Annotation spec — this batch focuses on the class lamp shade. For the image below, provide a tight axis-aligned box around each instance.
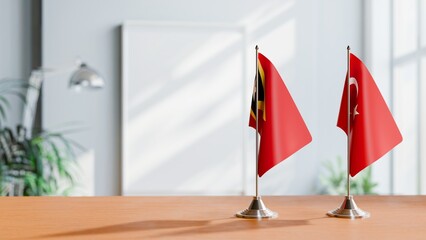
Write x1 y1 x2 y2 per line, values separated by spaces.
69 63 104 90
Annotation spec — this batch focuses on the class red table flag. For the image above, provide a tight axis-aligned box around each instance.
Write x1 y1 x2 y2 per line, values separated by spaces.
249 53 312 177
337 53 403 177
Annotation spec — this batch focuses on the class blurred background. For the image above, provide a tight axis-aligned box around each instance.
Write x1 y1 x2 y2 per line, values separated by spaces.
0 0 424 196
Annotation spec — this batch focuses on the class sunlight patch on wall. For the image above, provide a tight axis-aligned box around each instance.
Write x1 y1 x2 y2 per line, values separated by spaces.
393 62 418 194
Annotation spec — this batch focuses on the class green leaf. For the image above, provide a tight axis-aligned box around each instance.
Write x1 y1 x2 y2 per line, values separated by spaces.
0 105 6 122
24 173 37 194
0 96 11 108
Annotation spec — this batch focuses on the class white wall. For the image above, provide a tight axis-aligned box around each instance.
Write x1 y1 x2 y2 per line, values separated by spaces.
365 0 426 195
0 0 32 127
42 0 363 195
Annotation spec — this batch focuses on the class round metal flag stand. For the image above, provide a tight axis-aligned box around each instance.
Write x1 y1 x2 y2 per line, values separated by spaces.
236 196 277 219
327 195 369 219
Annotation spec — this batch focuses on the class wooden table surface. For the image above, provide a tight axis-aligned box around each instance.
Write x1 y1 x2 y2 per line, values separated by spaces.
1 195 425 239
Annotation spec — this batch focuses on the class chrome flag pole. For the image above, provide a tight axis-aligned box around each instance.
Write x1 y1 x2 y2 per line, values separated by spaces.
236 45 277 219
327 46 369 219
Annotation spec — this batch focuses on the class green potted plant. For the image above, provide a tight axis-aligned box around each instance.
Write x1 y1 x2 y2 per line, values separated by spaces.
0 79 80 196
319 156 378 195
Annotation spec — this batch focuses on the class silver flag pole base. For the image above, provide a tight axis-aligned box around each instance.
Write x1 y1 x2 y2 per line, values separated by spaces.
236 196 278 219
327 195 370 219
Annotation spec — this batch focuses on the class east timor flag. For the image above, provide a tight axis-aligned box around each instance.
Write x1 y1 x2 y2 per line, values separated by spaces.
249 57 266 132
249 53 312 177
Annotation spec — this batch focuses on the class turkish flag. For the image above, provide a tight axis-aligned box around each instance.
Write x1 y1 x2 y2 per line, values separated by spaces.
337 53 402 177
249 53 312 177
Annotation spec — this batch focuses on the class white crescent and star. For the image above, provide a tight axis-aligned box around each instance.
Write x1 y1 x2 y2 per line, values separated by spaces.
349 77 359 119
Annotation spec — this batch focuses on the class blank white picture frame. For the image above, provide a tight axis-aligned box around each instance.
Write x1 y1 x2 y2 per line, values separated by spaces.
121 21 248 195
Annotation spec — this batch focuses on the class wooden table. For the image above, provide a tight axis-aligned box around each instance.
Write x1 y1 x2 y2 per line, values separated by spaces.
1 196 425 239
